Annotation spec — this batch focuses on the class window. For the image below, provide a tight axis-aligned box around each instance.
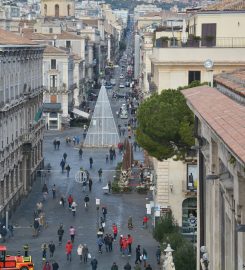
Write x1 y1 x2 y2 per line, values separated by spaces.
50 75 57 88
51 59 56 69
182 198 197 238
66 40 71 48
67 4 71 16
49 28 53 34
188 71 200 84
55 4 59 17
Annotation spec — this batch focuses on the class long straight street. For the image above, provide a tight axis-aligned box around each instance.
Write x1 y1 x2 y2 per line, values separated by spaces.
4 71 159 269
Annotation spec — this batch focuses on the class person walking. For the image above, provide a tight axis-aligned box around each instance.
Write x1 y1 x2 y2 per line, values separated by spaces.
142 248 148 267
102 206 107 221
128 216 133 230
60 196 65 207
52 184 56 199
89 157 93 169
142 215 149 228
124 262 132 270
69 226 76 243
65 240 73 262
41 243 48 261
77 244 83 262
67 195 73 209
71 201 77 216
127 234 133 255
56 139 60 149
98 168 102 181
48 241 55 258
108 180 112 193
63 152 67 161
57 225 64 246
82 244 89 263
104 234 110 252
43 261 52 270
108 234 113 252
82 180 87 192
145 264 153 270
112 223 118 240
66 164 71 177
97 237 104 253
122 236 129 256
0 226 7 242
135 245 141 264
156 245 161 265
52 261 59 270
84 194 90 209
88 178 93 192
60 159 65 173
111 262 119 270
79 148 83 159
91 257 98 270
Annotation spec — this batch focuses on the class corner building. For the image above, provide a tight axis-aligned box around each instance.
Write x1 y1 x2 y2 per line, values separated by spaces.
0 29 45 219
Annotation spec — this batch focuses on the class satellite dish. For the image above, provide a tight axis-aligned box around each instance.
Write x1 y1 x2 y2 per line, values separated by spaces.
204 59 214 69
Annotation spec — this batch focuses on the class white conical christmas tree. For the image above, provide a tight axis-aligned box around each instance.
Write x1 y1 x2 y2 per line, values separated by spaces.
83 85 120 147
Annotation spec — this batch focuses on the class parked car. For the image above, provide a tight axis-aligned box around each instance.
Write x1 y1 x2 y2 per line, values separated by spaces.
119 83 125 88
119 74 124 79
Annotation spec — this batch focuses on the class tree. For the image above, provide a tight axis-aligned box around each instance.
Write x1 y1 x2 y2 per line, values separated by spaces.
136 88 195 161
153 213 179 243
174 242 196 270
153 214 196 270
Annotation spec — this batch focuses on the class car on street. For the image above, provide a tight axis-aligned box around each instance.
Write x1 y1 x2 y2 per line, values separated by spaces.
119 74 124 79
119 83 125 88
125 81 130 87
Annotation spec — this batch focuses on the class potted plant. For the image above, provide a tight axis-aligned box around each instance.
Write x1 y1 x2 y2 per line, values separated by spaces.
160 36 169 48
205 35 215 47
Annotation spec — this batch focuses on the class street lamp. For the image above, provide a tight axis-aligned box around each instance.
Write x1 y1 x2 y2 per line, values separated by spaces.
204 59 214 87
96 198 100 229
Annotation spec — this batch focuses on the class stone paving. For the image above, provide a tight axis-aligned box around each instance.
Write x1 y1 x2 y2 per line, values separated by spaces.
3 87 160 270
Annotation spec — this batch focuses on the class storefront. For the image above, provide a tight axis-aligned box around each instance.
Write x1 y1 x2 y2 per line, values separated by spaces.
43 103 62 130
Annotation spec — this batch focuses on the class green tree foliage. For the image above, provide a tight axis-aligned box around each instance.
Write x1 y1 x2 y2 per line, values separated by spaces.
153 214 196 270
136 88 194 160
174 242 196 270
153 214 179 243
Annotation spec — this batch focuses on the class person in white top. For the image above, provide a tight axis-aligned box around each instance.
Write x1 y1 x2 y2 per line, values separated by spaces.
71 201 77 216
77 244 83 262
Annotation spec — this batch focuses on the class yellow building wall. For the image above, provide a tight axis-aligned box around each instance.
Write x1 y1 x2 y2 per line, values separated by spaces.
189 12 245 38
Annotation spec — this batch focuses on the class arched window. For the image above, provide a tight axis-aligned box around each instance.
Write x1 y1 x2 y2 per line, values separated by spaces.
44 4 47 16
55 4 59 17
67 4 70 16
182 197 197 235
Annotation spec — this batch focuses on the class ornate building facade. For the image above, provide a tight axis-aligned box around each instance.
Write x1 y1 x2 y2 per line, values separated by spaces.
0 29 45 219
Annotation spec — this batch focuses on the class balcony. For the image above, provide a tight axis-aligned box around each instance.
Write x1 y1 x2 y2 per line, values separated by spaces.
155 37 245 48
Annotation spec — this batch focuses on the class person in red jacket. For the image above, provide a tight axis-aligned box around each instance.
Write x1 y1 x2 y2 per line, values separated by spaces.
65 240 73 262
67 195 73 209
43 261 52 270
121 236 128 256
127 234 133 255
143 215 149 228
112 223 118 240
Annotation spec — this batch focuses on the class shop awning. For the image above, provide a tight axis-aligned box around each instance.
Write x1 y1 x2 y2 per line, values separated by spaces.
34 107 43 122
72 108 90 119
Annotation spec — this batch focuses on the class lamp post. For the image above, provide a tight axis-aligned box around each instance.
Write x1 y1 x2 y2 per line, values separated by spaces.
204 59 214 87
96 198 100 229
